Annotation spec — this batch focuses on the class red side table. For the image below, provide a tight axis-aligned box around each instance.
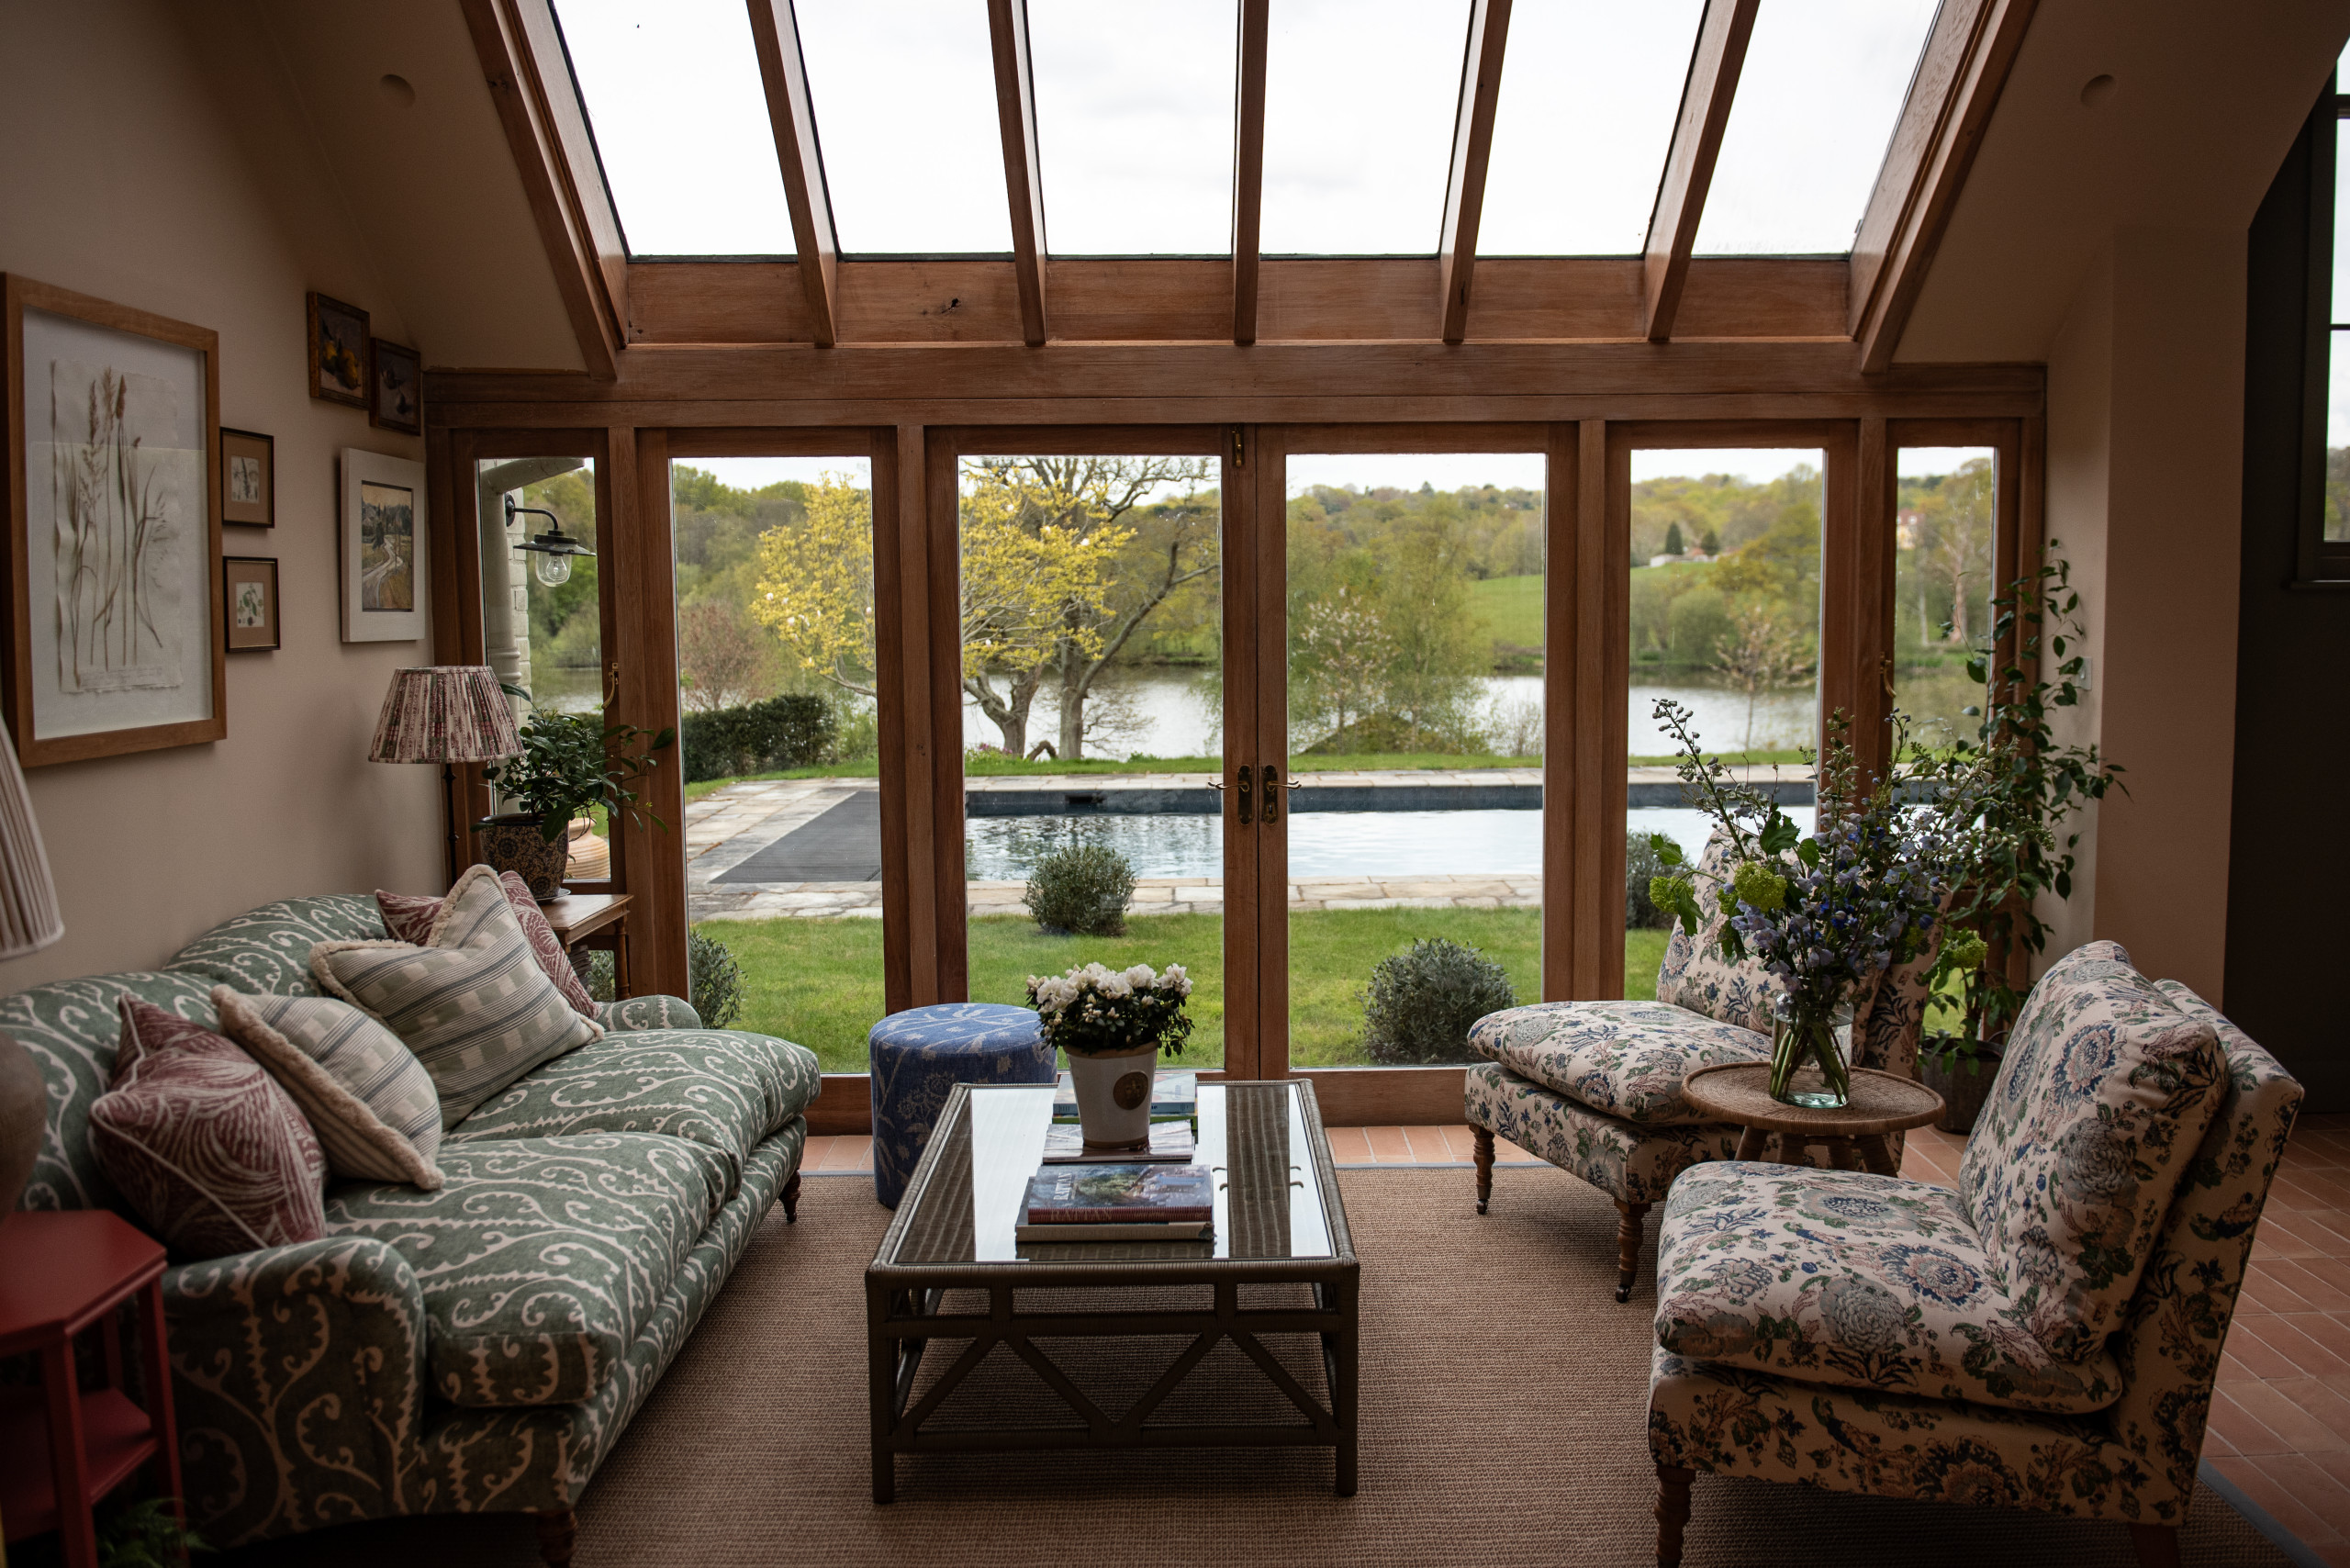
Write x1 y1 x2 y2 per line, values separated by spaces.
0 1209 182 1567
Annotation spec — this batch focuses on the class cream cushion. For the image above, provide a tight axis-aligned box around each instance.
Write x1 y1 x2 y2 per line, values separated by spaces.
214 987 444 1189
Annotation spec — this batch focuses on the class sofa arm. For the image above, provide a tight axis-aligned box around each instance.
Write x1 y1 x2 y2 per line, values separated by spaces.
599 993 702 1031
164 1236 431 1545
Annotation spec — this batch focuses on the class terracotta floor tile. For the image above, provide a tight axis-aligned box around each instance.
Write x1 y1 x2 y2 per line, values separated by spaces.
2314 1540 2350 1568
1324 1126 1373 1162
2229 1379 2350 1452
1494 1136 1535 1163
2249 1452 2350 1539
2252 1260 2332 1313
2297 1255 2350 1301
2313 1450 2350 1492
2210 1456 2346 1549
2207 1389 2291 1457
2255 1316 2350 1380
800 1135 834 1169
2298 1380 2350 1448
2255 1212 2328 1259
1363 1126 1413 1162
821 1136 873 1172
2202 1425 2240 1461
1435 1126 1481 1162
2301 1213 2350 1258
2223 1326 2301 1383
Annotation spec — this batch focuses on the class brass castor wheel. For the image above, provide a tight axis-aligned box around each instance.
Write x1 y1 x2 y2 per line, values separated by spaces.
1475 1199 1488 1215
1616 1285 1631 1304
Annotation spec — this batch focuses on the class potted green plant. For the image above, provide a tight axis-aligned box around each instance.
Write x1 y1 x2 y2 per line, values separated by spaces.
1025 962 1193 1149
478 709 675 900
1919 928 2002 1132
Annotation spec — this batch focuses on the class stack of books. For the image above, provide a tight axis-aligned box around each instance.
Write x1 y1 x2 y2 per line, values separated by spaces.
1017 1163 1214 1242
1040 1069 1198 1163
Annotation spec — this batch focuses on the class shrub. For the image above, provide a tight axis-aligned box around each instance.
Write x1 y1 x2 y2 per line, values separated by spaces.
1359 937 1516 1064
1023 844 1136 936
579 949 615 1002
680 693 835 782
688 928 744 1028
1626 830 1671 929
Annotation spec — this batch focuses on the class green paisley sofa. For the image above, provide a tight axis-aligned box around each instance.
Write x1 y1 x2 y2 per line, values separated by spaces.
8 893 822 1564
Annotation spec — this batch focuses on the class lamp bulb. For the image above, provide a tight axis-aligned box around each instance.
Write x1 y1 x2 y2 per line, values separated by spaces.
533 552 574 588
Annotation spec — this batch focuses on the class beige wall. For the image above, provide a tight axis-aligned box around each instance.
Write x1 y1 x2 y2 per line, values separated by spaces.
0 0 445 990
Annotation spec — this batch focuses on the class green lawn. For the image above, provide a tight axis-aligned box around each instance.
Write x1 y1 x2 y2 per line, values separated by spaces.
1468 573 1543 650
700 913 1674 1073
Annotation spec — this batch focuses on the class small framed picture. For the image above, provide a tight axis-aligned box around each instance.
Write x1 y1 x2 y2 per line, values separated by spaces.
340 448 426 643
307 291 369 408
369 338 421 435
220 428 274 526
223 557 279 652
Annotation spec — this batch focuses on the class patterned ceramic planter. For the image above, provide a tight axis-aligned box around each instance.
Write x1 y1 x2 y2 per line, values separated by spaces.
475 813 567 901
1066 1044 1157 1149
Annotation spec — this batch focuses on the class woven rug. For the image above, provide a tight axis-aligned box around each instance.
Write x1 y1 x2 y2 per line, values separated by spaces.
217 1166 2289 1567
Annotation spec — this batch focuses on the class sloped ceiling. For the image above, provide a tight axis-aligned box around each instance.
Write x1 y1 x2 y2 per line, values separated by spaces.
1898 0 2350 364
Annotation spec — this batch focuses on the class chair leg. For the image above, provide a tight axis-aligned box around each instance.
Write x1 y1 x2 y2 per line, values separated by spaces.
2129 1523 2180 1568
1616 1200 1651 1303
535 1507 576 1567
1655 1463 1694 1567
782 1170 801 1224
1472 1125 1494 1214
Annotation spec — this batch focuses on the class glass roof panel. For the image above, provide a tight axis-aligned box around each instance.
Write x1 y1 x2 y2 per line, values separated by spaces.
549 0 796 257
1030 0 1237 256
1694 0 1940 256
1478 0 1704 256
1259 0 1472 256
795 0 1013 254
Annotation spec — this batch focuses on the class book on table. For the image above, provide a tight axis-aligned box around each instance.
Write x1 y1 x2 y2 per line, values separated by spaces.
1039 1120 1196 1164
1016 1163 1214 1242
1051 1069 1196 1125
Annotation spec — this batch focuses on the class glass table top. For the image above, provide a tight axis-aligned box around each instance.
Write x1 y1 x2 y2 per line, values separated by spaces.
887 1081 1337 1266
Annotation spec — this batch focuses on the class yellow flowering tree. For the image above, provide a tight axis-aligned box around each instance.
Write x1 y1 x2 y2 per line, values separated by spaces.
751 473 879 696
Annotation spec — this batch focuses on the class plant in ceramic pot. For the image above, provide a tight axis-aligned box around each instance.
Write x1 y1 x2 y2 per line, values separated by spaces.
1026 961 1193 1149
477 708 675 900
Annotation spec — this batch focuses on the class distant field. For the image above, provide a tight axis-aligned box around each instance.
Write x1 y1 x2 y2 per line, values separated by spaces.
1469 573 1543 652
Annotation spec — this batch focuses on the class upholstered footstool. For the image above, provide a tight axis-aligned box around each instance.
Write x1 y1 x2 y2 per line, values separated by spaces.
868 1002 1055 1207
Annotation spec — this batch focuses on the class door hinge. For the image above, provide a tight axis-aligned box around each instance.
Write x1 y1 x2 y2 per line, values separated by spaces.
1230 427 1245 468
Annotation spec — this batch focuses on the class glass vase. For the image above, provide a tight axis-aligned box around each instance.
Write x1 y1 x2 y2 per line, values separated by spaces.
1770 1002 1852 1109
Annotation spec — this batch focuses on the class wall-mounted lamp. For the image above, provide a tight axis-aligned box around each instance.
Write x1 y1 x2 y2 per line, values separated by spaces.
505 496 595 588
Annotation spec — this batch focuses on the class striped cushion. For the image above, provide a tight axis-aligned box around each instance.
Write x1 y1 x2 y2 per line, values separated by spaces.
309 865 603 1130
214 988 444 1189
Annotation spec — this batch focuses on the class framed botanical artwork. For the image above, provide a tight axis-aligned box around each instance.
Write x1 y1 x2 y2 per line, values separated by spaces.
307 291 369 409
223 557 279 652
220 427 274 526
368 338 421 435
2 274 227 767
339 448 426 643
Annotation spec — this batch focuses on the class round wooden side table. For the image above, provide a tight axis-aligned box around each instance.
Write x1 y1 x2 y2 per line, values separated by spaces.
1683 1063 1944 1178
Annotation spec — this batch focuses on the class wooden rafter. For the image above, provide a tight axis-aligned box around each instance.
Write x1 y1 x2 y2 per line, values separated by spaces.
1641 0 1758 343
987 0 1049 346
460 0 627 378
746 0 839 348
1438 0 1512 344
1850 0 2039 373
1232 0 1270 345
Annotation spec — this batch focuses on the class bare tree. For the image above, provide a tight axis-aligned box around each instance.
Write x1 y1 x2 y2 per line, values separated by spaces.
677 599 778 712
1714 604 1814 752
1918 457 1995 645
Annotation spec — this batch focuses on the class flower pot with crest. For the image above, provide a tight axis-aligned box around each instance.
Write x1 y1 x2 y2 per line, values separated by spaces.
1026 961 1194 1150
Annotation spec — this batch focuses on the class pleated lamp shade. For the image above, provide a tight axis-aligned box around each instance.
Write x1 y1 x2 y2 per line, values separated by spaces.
368 666 523 764
0 717 62 959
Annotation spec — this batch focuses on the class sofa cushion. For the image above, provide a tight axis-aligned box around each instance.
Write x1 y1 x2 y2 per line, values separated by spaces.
445 1028 821 1194
1957 941 2228 1361
1467 1000 1768 1126
1464 1061 1744 1208
323 1132 731 1407
312 866 603 1129
377 871 599 1018
214 989 443 1189
1654 1161 2123 1415
166 894 393 998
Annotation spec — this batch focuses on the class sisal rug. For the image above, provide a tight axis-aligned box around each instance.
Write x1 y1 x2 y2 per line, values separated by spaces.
218 1167 2289 1567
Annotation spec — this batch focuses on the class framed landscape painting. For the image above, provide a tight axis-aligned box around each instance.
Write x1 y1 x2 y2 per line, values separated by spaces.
308 291 369 409
369 339 420 435
339 447 425 642
3 274 227 766
221 427 274 525
223 556 279 652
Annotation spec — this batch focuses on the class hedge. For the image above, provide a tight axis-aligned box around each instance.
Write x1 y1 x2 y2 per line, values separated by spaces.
680 694 835 782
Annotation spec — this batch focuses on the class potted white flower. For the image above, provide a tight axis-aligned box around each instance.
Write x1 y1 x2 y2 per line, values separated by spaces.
1025 962 1194 1149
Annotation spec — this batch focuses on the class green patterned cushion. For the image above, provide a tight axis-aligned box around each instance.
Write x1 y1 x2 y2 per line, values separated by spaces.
214 989 443 1189
447 1028 822 1193
323 1132 730 1408
310 867 603 1130
597 994 702 1032
167 894 391 998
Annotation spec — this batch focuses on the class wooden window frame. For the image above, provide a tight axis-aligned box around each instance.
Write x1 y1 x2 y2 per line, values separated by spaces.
2298 75 2350 586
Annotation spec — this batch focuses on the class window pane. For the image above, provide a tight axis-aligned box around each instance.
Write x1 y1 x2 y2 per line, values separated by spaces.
1694 0 1939 255
1260 0 1472 255
1893 447 1996 752
1282 454 1546 1062
1627 449 1822 998
550 0 796 256
1479 0 1704 256
797 0 1012 253
1031 0 1236 256
2330 330 2350 543
677 456 886 1070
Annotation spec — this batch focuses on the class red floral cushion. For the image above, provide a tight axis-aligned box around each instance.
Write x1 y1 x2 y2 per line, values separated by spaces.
88 998 327 1260
377 868 596 1016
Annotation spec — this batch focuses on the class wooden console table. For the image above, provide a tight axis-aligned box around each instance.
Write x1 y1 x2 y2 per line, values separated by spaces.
541 891 633 999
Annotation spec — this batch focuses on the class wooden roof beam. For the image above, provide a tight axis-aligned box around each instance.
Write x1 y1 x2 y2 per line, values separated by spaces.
1641 0 1757 343
1438 0 1512 344
1849 0 2039 374
747 0 840 348
987 0 1049 346
1232 0 1270 345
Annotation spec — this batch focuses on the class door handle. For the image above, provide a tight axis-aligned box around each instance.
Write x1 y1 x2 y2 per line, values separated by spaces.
1236 766 1252 826
1260 763 1281 824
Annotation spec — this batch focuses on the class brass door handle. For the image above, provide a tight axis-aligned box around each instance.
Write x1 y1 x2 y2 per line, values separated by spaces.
1260 763 1281 823
1236 767 1252 826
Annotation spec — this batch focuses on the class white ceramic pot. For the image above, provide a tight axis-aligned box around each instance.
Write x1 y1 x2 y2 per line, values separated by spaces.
1066 1045 1158 1149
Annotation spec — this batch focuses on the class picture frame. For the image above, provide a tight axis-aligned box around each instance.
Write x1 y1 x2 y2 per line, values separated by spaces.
220 426 274 526
368 338 421 435
223 556 279 652
339 447 426 643
3 274 227 767
307 291 369 409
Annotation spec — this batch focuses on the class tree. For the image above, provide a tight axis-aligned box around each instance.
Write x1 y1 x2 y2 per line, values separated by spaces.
1713 603 1814 751
1916 455 1995 644
676 599 777 712
750 473 880 697
1699 527 1720 555
1662 520 1684 557
1291 585 1393 746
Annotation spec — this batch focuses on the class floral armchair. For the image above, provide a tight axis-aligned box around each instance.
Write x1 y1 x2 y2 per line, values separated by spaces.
1645 944 2300 1568
1463 830 1942 1299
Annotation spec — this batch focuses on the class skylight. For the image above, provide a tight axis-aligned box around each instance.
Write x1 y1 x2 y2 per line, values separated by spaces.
1030 0 1237 256
1694 0 1939 255
1259 0 1472 256
1478 0 1705 256
549 0 796 257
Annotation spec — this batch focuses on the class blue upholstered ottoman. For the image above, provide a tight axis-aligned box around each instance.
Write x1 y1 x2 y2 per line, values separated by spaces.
868 1002 1054 1207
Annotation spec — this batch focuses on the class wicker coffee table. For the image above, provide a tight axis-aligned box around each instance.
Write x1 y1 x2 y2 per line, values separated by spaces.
1683 1063 1944 1177
865 1080 1359 1503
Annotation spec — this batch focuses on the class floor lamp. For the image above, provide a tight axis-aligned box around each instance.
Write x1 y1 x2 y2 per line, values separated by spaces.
0 714 65 1216
368 666 523 884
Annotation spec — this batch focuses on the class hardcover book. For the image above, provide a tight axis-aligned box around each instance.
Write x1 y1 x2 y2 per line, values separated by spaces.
1023 1163 1214 1226
1013 1220 1214 1243
1040 1121 1197 1164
